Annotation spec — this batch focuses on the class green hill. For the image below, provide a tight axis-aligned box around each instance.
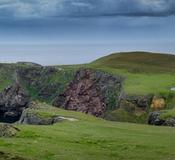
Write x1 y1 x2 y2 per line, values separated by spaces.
0 52 175 160
91 51 175 73
89 52 175 95
0 102 175 160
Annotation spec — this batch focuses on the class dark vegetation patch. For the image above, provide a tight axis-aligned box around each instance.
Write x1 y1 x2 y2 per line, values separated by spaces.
0 151 28 160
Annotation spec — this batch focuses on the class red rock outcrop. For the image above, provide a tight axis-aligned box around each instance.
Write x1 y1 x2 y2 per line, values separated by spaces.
53 69 123 117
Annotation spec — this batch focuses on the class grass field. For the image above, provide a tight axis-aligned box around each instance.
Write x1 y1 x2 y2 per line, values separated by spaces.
57 52 175 95
0 52 175 160
0 103 175 160
89 52 175 95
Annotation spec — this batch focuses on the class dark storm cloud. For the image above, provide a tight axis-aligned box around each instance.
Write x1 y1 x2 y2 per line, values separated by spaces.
0 0 175 19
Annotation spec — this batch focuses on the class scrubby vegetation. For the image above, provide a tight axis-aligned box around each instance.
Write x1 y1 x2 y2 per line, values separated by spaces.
160 108 175 120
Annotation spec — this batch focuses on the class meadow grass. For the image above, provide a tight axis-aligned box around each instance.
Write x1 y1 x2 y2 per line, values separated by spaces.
87 65 175 95
0 103 175 160
88 52 175 95
0 52 175 160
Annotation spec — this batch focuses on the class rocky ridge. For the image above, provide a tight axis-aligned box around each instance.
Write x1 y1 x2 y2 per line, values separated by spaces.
0 65 173 127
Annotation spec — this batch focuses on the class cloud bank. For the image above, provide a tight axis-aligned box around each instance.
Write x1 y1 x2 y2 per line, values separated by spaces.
0 0 175 18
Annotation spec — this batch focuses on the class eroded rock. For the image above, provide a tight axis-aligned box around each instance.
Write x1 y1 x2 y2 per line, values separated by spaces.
148 111 175 127
0 83 29 123
19 108 63 125
53 69 123 117
121 95 153 110
18 102 78 125
0 123 20 137
148 111 165 125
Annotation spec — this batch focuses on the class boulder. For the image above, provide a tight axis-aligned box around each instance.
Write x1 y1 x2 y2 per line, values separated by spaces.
164 118 175 127
53 69 123 117
0 83 29 123
18 108 63 125
148 111 175 127
148 111 165 125
18 102 78 125
121 95 153 110
151 96 166 110
0 123 20 137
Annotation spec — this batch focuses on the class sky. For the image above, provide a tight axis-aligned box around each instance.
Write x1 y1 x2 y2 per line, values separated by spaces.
0 0 175 65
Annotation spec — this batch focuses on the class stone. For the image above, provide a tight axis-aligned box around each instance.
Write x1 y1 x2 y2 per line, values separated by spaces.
170 87 175 91
19 108 55 125
164 118 175 127
148 111 165 125
53 69 123 117
120 95 153 110
18 103 78 125
151 96 166 110
148 111 175 127
0 83 29 123
0 123 20 137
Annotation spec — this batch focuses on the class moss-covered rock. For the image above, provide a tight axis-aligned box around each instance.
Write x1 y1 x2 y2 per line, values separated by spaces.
148 109 175 127
18 102 78 125
16 65 75 103
104 109 147 123
0 123 19 137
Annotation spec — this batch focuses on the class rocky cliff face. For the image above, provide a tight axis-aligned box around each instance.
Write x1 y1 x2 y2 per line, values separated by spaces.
53 69 123 117
0 83 29 123
16 66 75 102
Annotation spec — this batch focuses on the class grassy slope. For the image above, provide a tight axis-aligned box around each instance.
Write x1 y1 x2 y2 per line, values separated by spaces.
89 51 175 95
0 53 175 160
0 102 175 160
59 52 175 120
0 51 174 96
0 63 16 91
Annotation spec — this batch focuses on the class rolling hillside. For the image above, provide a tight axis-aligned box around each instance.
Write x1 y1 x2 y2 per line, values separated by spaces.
91 51 175 73
0 52 175 160
0 102 175 160
88 52 175 95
